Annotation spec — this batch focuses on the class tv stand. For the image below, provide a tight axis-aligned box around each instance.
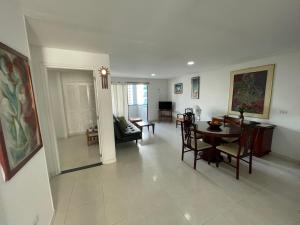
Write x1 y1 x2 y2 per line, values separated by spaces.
159 109 172 122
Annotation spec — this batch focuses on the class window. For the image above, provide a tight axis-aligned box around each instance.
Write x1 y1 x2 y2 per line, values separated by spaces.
128 84 147 105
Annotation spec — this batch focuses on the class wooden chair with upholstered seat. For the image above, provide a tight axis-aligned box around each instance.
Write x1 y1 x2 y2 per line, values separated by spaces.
176 108 195 128
222 116 244 143
215 123 256 179
181 119 212 169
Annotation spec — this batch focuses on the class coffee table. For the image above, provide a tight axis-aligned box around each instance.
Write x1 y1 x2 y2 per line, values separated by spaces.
136 121 155 134
129 117 143 125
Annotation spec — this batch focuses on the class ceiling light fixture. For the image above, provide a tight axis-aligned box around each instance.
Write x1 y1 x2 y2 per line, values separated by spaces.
151 73 156 77
187 61 195 66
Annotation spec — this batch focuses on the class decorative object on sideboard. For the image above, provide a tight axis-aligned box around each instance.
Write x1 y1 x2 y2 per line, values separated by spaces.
228 64 275 119
174 83 183 94
191 76 200 99
99 66 110 89
238 105 245 120
0 42 43 181
193 105 202 121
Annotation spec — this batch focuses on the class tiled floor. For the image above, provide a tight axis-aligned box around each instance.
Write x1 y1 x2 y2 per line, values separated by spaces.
51 122 300 225
57 135 101 171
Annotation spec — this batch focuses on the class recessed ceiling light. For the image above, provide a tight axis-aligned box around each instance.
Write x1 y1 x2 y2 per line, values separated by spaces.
187 61 195 65
151 73 156 77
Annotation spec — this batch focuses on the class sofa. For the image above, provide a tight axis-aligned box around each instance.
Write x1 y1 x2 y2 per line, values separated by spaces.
113 116 142 144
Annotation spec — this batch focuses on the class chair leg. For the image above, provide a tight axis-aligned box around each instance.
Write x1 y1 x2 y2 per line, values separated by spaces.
181 145 184 161
228 155 231 163
216 151 220 168
236 157 240 180
193 151 197 169
176 122 178 128
249 153 253 174
208 150 211 165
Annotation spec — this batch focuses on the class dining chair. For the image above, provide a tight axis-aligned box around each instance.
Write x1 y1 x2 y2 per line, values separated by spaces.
222 116 244 143
215 124 257 179
176 108 195 128
185 108 193 114
181 120 212 169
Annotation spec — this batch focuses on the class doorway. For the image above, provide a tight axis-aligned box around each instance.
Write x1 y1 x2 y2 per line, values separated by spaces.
127 83 148 121
47 69 101 171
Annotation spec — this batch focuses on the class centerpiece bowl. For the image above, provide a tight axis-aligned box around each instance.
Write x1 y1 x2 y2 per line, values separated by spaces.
207 121 222 130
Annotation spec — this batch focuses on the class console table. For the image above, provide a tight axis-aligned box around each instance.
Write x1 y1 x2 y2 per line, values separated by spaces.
159 109 172 122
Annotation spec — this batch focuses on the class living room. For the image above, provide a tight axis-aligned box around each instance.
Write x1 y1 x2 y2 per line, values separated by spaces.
1 0 300 225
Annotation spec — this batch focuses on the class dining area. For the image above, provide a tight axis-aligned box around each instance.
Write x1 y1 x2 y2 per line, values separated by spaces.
178 111 275 180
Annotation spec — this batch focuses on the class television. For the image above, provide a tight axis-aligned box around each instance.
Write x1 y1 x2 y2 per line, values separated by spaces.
159 101 172 110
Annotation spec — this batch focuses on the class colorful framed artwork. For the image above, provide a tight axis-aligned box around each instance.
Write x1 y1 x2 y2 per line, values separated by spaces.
174 83 183 94
228 64 275 119
191 76 200 99
0 42 43 181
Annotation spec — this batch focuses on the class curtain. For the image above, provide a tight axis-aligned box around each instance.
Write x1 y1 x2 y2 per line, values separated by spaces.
111 84 128 119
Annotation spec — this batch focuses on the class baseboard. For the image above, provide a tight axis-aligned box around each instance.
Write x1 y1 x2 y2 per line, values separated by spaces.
49 210 55 225
270 152 300 164
102 157 117 164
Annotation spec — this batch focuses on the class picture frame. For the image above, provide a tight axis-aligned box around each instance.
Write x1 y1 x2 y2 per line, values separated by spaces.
174 83 183 94
0 42 43 181
228 64 275 119
191 76 200 99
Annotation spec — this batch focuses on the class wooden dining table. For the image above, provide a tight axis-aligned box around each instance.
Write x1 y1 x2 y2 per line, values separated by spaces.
194 121 242 162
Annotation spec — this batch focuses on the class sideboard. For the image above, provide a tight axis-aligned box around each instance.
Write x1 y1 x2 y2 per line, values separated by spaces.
212 116 275 157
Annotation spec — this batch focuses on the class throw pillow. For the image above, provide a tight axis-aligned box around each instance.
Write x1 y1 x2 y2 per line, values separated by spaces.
118 116 128 131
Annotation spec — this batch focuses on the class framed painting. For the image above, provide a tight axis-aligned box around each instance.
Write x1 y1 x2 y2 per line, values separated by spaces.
0 42 43 181
228 64 275 119
191 76 200 99
174 83 183 94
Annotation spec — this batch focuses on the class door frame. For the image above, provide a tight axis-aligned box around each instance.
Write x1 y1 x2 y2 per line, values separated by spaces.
45 67 102 175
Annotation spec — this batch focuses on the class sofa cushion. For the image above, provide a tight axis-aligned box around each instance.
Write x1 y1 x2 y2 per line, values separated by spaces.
118 116 128 132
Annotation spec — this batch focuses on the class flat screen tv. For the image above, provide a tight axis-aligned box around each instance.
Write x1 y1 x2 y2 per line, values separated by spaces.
159 101 172 110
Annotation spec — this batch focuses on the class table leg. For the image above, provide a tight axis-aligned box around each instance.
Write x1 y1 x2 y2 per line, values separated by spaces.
152 124 155 134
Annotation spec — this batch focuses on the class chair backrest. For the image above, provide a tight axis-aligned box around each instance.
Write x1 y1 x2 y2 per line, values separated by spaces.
184 112 195 123
224 115 243 127
185 108 193 114
238 124 256 157
180 117 198 149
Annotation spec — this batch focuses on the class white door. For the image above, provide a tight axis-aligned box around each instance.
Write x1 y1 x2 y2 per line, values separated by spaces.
63 82 97 135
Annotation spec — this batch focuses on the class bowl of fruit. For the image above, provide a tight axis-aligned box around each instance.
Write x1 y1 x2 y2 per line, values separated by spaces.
207 121 222 130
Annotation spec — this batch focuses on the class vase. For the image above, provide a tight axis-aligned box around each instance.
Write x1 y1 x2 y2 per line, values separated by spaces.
239 111 244 120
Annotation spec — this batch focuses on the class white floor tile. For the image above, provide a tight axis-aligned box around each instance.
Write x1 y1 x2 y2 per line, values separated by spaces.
51 122 300 225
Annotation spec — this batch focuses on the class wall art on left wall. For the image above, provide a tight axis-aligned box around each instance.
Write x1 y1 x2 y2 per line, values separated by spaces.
0 42 43 181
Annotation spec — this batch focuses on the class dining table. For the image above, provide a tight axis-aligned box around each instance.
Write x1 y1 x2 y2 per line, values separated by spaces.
194 121 242 162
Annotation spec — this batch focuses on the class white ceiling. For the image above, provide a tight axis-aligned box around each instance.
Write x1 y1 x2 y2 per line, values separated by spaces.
20 0 300 78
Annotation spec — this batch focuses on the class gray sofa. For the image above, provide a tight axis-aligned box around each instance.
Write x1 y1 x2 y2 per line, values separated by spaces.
113 116 142 144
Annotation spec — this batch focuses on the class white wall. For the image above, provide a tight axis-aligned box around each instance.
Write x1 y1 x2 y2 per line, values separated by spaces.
169 50 300 161
30 47 116 165
0 1 54 225
111 77 169 121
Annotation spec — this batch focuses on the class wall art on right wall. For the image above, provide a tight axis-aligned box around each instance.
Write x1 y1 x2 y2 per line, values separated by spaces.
174 83 183 94
191 76 200 99
228 64 275 119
